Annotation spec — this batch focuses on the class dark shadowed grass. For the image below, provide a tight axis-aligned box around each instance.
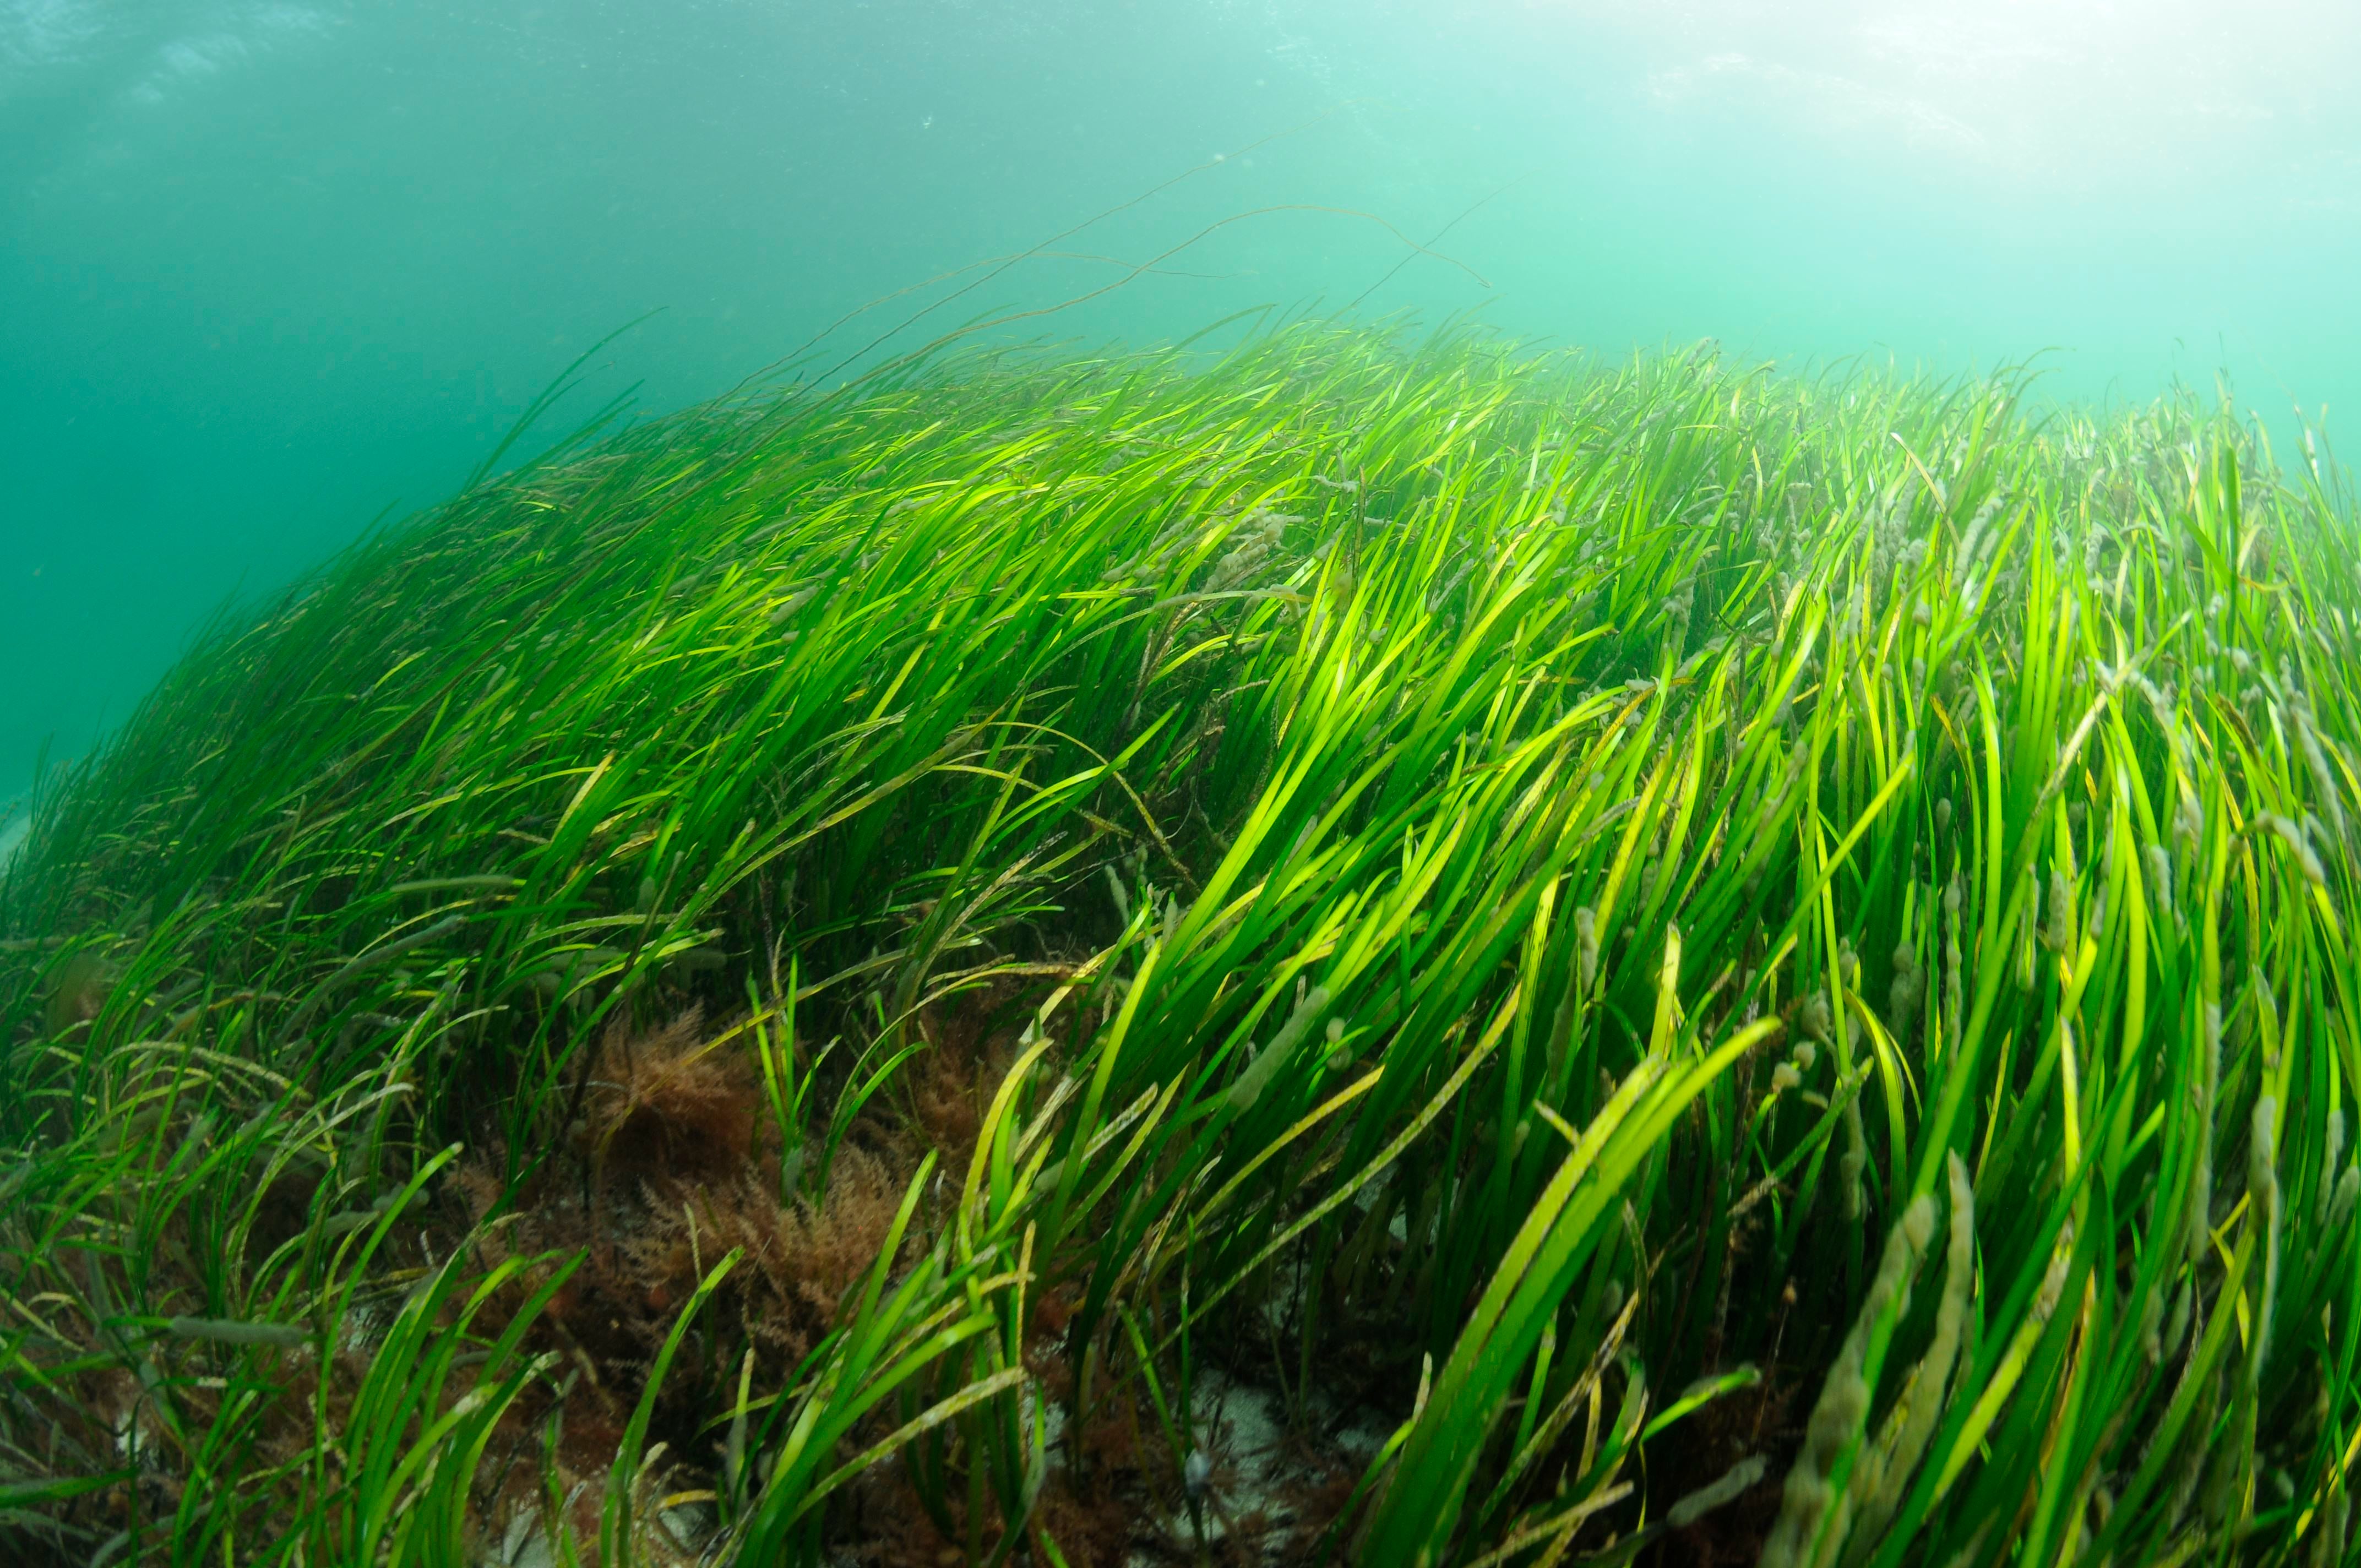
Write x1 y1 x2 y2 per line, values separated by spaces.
4 320 2360 1567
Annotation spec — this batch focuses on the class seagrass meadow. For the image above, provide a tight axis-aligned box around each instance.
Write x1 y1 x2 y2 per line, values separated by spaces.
6 320 2361 1568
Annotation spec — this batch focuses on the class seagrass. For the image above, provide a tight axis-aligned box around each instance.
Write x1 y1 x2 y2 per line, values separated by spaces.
2 320 2358 1568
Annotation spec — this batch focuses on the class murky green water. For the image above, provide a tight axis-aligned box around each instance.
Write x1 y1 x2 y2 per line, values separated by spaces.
6 0 2359 828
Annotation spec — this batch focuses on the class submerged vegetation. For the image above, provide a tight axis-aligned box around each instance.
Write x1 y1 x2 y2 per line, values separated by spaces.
4 319 2361 1567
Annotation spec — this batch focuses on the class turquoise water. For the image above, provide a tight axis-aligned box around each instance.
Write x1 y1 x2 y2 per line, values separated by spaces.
6 0 2359 828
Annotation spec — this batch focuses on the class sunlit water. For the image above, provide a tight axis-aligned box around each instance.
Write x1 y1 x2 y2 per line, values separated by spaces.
6 0 2358 814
